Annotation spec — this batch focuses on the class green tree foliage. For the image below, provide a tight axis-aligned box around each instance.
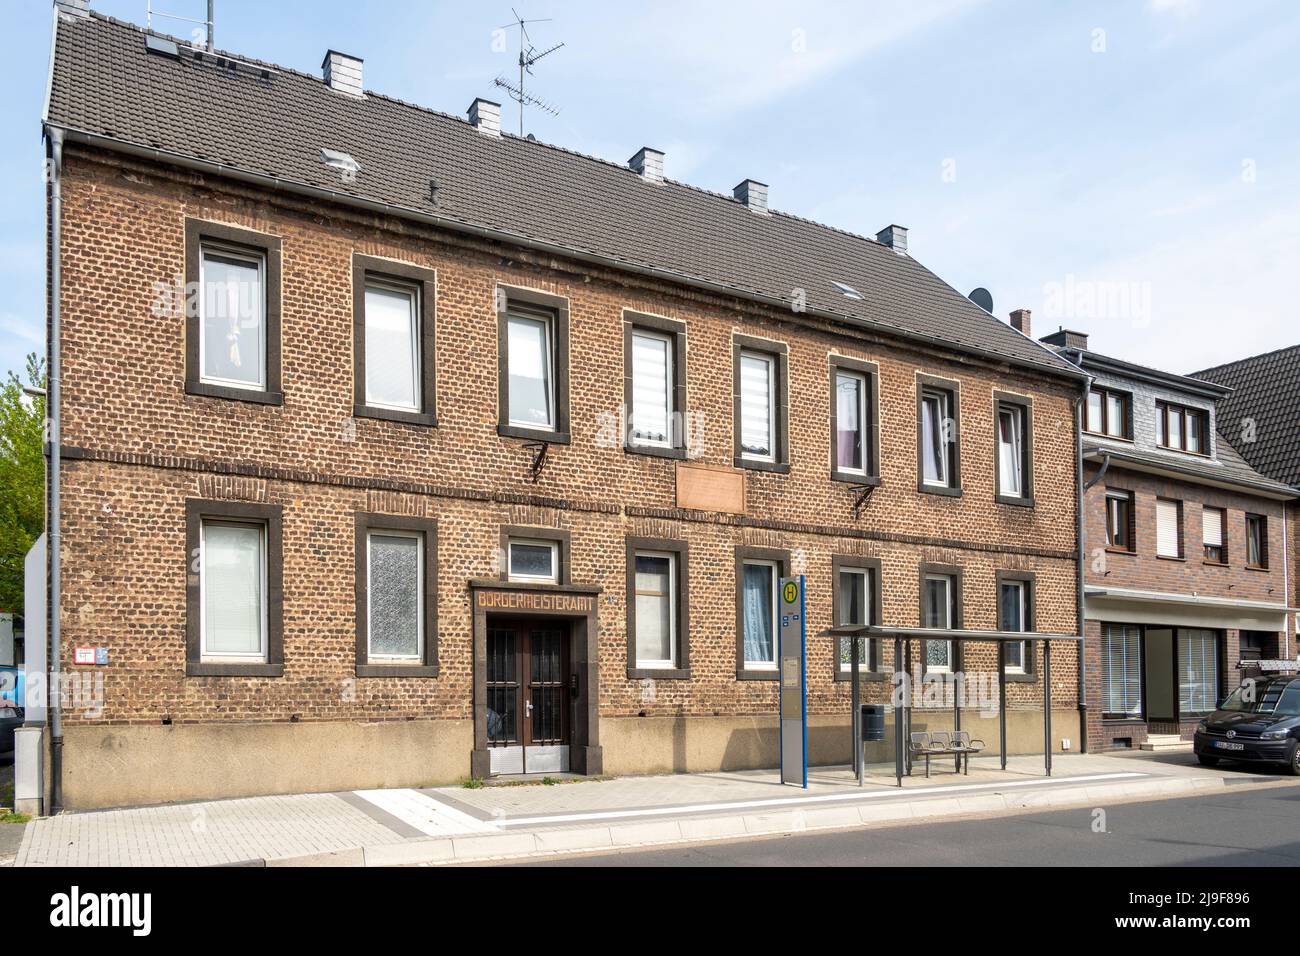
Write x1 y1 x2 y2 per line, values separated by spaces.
0 353 46 614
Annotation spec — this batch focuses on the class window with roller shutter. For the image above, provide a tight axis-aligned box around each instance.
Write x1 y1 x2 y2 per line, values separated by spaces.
1156 498 1182 558
1202 506 1226 564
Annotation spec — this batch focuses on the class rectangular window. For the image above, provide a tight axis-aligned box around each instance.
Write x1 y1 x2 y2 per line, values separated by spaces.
837 567 872 673
508 538 559 583
1106 490 1134 551
1084 387 1131 439
366 531 424 661
1178 629 1219 716
629 330 673 448
919 385 958 490
922 573 955 673
835 371 867 473
364 281 420 411
633 551 677 669
1245 514 1268 568
999 580 1027 674
739 351 776 461
1156 400 1208 454
1155 498 1182 558
506 312 555 429
497 288 570 441
741 560 778 669
1202 506 1226 563
995 398 1030 500
1101 624 1142 717
200 245 266 390
200 520 267 660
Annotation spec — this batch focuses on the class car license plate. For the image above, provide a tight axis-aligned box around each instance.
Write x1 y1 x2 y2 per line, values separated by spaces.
1214 741 1244 751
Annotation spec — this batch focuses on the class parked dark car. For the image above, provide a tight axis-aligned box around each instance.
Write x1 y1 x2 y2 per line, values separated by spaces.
1194 676 1300 774
0 704 22 761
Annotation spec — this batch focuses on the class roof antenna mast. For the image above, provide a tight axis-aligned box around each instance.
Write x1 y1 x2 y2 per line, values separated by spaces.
494 7 564 136
147 0 215 52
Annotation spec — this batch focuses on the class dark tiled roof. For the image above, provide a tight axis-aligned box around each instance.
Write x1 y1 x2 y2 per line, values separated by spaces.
44 13 1082 380
1192 345 1300 489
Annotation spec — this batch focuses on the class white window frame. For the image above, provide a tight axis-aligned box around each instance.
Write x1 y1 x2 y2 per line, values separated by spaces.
835 369 869 475
921 388 951 487
506 310 556 430
199 519 268 662
997 404 1024 497
366 529 425 663
923 573 954 673
1001 580 1027 675
507 538 559 584
633 550 677 670
739 350 777 463
837 566 874 673
630 328 674 449
199 243 267 391
743 559 779 669
363 277 422 412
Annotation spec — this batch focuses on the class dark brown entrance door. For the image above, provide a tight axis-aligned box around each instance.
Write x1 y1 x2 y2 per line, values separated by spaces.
486 621 570 774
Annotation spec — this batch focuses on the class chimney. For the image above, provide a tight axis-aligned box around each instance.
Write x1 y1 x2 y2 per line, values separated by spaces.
322 50 364 97
733 179 769 214
468 98 502 137
876 224 908 255
1009 308 1032 336
1040 328 1090 351
629 147 664 183
54 0 90 18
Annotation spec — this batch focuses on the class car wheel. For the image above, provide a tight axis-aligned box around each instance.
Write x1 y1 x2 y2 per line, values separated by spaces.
1197 754 1220 767
1286 742 1300 777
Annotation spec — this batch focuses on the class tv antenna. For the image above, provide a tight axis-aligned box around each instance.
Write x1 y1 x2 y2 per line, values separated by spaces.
147 0 214 52
495 8 564 135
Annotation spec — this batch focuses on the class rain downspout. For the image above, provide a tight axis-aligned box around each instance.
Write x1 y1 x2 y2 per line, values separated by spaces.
46 126 64 814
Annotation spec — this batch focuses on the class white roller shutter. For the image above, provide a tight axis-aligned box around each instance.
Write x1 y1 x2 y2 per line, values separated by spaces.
1202 507 1223 547
1156 499 1180 558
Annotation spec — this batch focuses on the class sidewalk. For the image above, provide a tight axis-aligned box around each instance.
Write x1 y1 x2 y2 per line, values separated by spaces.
14 752 1295 867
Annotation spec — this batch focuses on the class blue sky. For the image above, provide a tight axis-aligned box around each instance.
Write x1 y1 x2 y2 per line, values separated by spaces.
2 0 1298 382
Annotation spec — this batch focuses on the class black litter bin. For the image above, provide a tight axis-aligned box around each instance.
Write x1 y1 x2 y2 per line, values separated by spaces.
860 704 886 742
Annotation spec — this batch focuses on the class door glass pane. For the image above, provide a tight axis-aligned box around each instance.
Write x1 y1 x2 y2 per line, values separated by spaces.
364 284 419 410
368 533 421 658
740 353 774 459
530 630 565 745
201 250 264 388
486 629 518 744
507 314 553 427
631 331 672 446
634 553 674 666
835 372 864 471
202 522 264 657
742 562 775 665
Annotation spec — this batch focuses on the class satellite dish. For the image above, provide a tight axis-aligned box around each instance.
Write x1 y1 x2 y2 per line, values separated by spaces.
969 287 994 314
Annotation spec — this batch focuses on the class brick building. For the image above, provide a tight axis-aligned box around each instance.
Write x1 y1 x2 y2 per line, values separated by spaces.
39 6 1087 808
1040 332 1296 752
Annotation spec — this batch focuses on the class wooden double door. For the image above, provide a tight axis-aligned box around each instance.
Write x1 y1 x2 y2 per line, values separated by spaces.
485 620 571 774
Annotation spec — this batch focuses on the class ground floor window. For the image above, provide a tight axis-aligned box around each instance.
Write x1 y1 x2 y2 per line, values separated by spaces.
742 560 778 669
1101 624 1142 717
201 520 267 660
633 551 677 670
1178 628 1219 716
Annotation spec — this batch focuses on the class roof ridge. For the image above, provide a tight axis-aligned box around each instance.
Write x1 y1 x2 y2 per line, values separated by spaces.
1191 342 1300 378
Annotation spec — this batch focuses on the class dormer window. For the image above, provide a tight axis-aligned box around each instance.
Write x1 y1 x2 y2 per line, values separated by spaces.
1084 386 1131 439
1156 401 1208 455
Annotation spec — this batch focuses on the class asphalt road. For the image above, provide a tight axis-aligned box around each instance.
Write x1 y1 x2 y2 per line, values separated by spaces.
518 779 1300 867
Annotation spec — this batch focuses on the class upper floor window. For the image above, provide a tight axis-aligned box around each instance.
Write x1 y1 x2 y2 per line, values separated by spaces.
733 336 789 472
496 287 571 442
1084 386 1131 439
918 378 960 493
1202 506 1226 564
1156 498 1182 559
185 219 283 405
352 255 437 426
625 314 687 456
830 357 879 483
995 394 1033 504
1106 489 1134 551
1245 514 1268 569
1156 401 1208 455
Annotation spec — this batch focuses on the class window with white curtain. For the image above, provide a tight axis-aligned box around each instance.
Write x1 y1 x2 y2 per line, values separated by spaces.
920 388 953 487
739 351 776 461
634 552 676 669
837 567 873 672
200 520 267 660
200 245 265 390
1000 580 1027 674
630 330 672 447
367 531 423 660
506 311 554 428
742 560 778 668
1179 629 1218 715
364 280 420 411
1156 498 1181 558
1202 506 1225 563
1101 624 1142 717
835 370 867 474
997 403 1025 497
923 573 954 672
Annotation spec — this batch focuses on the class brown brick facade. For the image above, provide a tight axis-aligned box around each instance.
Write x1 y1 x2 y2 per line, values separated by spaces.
52 147 1082 804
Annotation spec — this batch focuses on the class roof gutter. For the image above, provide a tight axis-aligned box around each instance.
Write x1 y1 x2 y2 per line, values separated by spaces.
49 124 1089 387
1082 446 1296 501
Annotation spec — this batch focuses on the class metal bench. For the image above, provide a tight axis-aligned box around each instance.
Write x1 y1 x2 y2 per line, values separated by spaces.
949 730 986 775
907 731 950 778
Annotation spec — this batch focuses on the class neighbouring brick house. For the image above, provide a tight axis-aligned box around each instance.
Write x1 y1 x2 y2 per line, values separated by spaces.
1193 345 1300 657
1040 331 1296 752
40 5 1088 809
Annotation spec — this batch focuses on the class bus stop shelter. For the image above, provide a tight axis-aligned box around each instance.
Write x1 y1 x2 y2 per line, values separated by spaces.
827 625 1083 787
